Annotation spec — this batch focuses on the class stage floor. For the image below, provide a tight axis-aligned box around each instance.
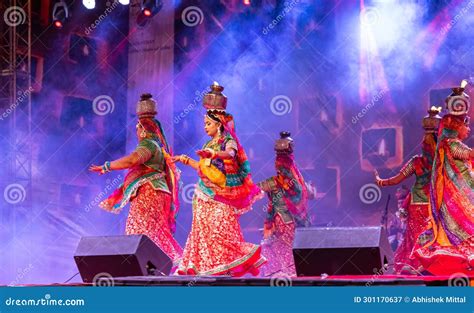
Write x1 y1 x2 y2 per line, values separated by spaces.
15 275 473 287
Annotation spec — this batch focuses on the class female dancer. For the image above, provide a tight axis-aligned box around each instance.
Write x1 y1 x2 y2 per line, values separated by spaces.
414 85 474 275
258 131 314 277
375 107 441 274
89 94 183 267
172 83 265 276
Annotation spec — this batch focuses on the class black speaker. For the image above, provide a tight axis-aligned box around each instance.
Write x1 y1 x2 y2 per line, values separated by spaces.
293 226 393 276
74 235 172 283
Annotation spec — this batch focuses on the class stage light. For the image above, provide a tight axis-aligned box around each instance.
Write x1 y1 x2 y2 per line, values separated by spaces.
82 0 95 10
119 0 130 4
243 0 251 6
140 0 163 18
52 0 69 28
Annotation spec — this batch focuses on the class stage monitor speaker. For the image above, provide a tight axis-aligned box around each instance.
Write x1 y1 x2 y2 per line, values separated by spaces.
293 226 393 276
74 235 172 283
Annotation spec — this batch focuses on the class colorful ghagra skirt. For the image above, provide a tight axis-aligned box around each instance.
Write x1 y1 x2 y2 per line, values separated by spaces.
126 183 183 267
177 188 266 276
260 214 296 277
393 195 430 274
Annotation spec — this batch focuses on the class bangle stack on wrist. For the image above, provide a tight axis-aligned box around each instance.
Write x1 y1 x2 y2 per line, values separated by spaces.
101 161 111 174
181 155 190 165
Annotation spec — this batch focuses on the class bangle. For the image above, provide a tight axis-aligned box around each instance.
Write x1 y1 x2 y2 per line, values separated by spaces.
183 155 190 165
101 161 111 174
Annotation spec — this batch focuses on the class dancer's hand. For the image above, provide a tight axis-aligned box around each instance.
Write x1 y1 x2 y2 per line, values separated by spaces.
171 155 190 165
170 155 181 163
89 165 104 175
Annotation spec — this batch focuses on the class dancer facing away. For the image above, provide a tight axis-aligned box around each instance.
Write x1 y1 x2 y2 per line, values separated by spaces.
89 93 183 268
172 82 265 276
375 107 441 274
258 131 315 277
414 82 474 275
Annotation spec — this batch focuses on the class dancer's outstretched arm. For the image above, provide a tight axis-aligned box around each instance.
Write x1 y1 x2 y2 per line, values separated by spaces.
89 151 145 174
374 156 417 187
171 154 199 170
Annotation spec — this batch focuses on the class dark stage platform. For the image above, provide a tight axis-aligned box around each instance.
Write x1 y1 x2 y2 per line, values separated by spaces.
89 275 471 287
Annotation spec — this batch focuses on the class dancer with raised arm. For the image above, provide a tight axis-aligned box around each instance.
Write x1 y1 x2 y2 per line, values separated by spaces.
89 94 183 268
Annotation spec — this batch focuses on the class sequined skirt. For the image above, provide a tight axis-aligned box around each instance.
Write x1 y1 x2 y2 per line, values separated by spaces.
393 197 430 273
260 214 296 277
126 183 183 266
177 189 266 276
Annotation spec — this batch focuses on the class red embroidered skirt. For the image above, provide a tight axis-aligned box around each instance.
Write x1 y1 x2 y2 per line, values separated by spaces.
126 183 183 266
177 189 266 276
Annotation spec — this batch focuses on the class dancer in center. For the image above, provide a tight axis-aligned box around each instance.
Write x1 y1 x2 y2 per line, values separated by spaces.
172 82 265 276
258 131 315 277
